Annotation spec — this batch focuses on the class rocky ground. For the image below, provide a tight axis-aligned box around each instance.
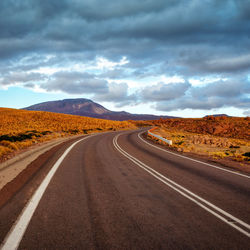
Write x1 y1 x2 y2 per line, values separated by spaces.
150 127 250 173
151 116 250 140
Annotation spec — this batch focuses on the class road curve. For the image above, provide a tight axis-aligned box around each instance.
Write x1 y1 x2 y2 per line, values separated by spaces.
0 130 249 249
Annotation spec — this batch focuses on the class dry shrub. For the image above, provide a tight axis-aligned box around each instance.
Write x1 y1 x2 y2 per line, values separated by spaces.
0 140 19 150
0 146 12 158
151 126 250 164
0 108 136 161
212 152 228 159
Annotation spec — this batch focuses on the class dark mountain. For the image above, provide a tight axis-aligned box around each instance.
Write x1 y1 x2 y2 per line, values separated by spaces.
23 98 176 121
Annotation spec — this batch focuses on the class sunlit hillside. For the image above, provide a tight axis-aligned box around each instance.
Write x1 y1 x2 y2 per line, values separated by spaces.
151 116 250 140
0 108 136 161
149 116 250 163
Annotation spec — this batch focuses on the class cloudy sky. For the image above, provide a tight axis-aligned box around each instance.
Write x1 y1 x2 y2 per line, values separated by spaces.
0 0 250 117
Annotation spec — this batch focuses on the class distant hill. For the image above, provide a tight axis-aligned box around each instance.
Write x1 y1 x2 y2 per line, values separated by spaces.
23 98 176 121
204 114 230 118
151 116 249 140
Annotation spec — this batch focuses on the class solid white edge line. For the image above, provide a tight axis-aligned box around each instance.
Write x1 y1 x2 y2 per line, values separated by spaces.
138 132 250 179
116 135 250 230
0 135 94 250
113 134 250 238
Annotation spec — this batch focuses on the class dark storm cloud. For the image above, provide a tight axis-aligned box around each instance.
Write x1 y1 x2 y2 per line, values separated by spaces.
71 0 170 21
98 69 128 79
153 78 250 111
179 52 250 75
0 72 45 86
141 82 191 101
204 55 250 73
1 0 249 62
191 78 250 98
39 71 136 107
0 0 250 112
24 83 35 88
156 95 250 112
40 71 108 94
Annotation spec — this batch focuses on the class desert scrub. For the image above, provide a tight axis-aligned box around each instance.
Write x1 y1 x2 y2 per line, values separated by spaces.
0 140 19 150
0 145 12 158
242 152 250 161
0 108 136 136
152 126 250 163
211 152 229 159
0 107 136 162
151 116 250 140
234 153 245 162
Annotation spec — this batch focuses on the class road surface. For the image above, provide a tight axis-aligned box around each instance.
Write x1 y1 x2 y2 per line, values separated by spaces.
0 130 249 249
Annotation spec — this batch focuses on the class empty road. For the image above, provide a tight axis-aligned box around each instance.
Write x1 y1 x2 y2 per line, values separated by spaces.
0 130 249 249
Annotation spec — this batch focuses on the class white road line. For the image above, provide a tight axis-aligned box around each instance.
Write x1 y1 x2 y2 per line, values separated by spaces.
138 132 250 179
0 135 94 250
113 134 250 238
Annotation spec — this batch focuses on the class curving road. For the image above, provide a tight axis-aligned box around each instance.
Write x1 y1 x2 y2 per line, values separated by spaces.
0 129 249 249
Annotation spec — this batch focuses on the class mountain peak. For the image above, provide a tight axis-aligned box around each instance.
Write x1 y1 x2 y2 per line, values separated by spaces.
24 98 110 116
24 98 176 121
60 98 93 103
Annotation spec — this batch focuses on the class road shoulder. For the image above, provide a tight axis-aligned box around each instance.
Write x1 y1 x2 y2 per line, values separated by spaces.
0 135 84 208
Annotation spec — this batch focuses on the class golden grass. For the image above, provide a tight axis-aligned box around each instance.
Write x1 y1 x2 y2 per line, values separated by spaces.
0 107 136 161
152 127 250 163
0 108 135 134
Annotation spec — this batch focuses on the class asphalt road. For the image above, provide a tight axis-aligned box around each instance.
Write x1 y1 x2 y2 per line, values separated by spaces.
0 129 249 249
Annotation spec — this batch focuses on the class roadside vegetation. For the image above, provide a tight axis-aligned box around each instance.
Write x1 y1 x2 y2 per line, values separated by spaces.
147 116 250 164
0 108 136 162
151 116 250 140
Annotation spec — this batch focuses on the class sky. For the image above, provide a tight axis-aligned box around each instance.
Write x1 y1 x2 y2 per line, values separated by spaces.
0 0 250 118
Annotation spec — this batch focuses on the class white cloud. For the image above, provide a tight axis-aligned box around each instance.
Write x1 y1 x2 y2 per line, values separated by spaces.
96 56 129 70
95 82 137 107
141 81 191 101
